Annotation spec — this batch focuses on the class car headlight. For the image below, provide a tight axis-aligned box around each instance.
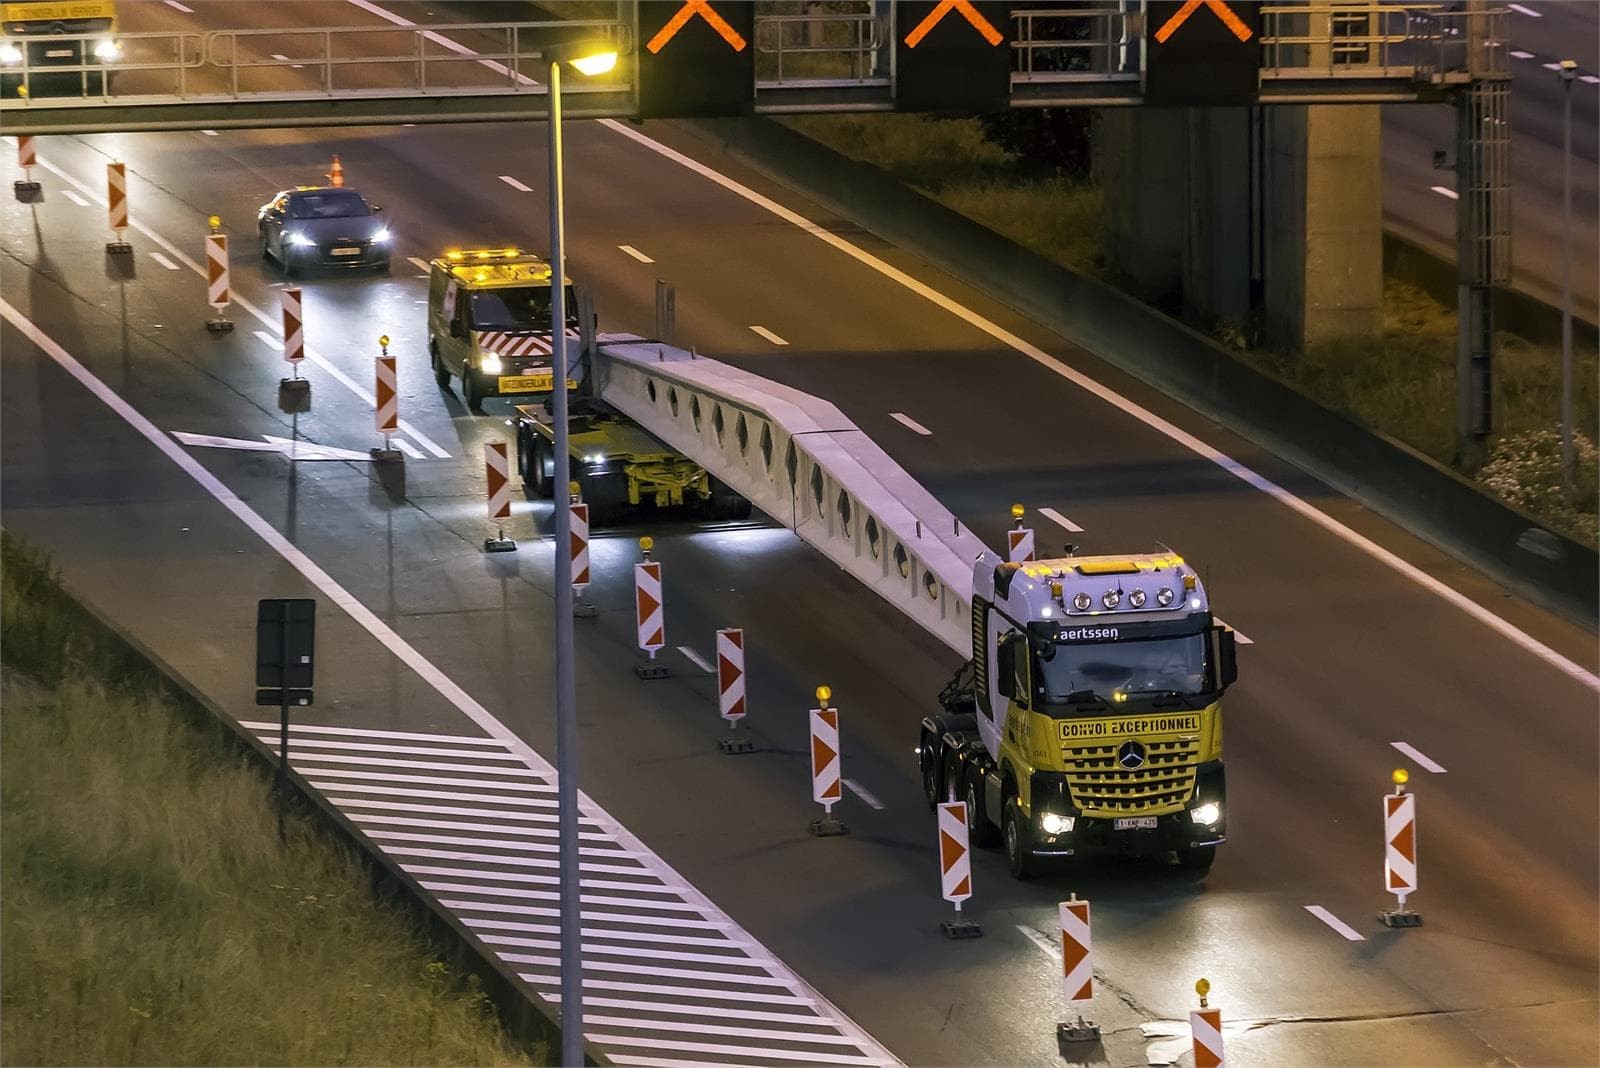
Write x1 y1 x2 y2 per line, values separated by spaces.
1039 811 1075 836
479 354 503 375
1189 802 1222 826
286 231 315 247
1 43 22 65
372 227 391 243
94 40 120 61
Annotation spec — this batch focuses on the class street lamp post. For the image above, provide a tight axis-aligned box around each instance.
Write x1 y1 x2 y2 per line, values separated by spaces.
1558 58 1577 497
544 41 617 1068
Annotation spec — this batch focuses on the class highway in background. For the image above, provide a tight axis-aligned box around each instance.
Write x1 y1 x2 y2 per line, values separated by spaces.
2 2 1596 1065
1383 0 1599 323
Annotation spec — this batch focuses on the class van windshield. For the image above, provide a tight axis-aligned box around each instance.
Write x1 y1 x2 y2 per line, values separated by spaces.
469 286 578 332
1037 634 1208 703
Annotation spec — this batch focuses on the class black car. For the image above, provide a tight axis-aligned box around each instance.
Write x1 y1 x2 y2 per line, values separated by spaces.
257 187 392 277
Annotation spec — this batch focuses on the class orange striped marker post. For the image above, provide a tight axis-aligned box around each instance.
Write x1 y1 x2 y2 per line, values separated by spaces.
808 686 847 837
633 537 669 679
570 482 598 618
14 135 40 197
278 285 310 403
204 215 233 333
936 801 981 938
1007 503 1035 563
1056 895 1099 1043
715 627 755 754
1380 768 1422 927
106 161 131 253
1191 979 1224 1068
483 441 515 552
372 335 401 461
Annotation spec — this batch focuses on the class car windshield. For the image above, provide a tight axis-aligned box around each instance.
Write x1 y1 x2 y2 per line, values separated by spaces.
469 286 576 332
1037 634 1208 703
288 191 371 219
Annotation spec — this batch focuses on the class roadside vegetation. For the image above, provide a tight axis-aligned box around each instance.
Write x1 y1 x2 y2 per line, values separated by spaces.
782 112 1599 546
0 532 538 1067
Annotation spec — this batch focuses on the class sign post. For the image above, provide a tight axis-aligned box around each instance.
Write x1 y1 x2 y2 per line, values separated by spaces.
255 598 315 838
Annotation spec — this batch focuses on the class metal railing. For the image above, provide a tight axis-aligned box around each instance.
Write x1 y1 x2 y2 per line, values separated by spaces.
1259 3 1508 82
0 31 204 100
1011 4 1141 83
755 9 886 86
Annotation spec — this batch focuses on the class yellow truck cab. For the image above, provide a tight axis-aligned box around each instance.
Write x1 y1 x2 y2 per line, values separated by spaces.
1 0 120 97
427 248 578 412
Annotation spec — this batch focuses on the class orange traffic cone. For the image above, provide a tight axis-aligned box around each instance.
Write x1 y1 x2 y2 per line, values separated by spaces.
327 154 344 187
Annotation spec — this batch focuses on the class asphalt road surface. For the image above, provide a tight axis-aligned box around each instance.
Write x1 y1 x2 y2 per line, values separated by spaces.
2 3 1597 1066
1383 0 1599 323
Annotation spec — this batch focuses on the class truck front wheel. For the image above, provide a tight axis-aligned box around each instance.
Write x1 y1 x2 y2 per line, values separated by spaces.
1003 798 1037 880
919 734 940 810
965 775 997 848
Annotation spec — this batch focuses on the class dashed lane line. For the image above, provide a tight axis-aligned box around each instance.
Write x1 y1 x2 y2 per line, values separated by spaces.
843 778 886 810
60 188 90 207
1390 741 1447 773
149 251 181 270
618 244 654 263
499 175 533 192
1305 905 1367 941
889 412 932 436
1038 506 1084 533
676 645 714 674
1431 185 1460 200
750 325 789 346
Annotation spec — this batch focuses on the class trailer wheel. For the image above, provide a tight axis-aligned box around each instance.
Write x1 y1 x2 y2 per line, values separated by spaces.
919 733 940 810
430 340 449 387
965 775 997 848
1003 798 1037 880
529 435 553 498
462 366 485 413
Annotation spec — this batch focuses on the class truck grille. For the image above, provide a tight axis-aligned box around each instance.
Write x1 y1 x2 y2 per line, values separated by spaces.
1061 737 1199 816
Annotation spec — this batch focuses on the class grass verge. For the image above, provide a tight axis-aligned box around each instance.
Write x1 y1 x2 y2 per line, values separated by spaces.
0 532 539 1067
781 113 1598 546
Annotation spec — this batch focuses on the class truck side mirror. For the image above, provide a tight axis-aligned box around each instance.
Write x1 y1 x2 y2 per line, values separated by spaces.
1212 626 1237 688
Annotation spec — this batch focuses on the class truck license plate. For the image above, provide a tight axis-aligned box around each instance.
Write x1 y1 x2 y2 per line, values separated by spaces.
498 373 553 393
1113 817 1158 830
331 247 362 256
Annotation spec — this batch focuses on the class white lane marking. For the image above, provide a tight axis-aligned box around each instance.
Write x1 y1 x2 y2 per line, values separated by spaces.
1509 49 1536 59
1390 741 1447 773
32 156 453 460
393 437 423 460
1305 905 1366 941
353 812 623 844
466 919 756 952
589 1035 895 1065
164 0 194 11
889 412 932 436
1212 616 1254 645
618 244 654 264
1509 3 1541 16
1038 506 1084 533
1431 185 1460 200
309 780 560 809
406 255 431 273
269 52 306 69
201 129 218 136
486 936 778 972
499 175 533 192
279 750 545 778
1017 924 1061 961
331 795 602 828
236 720 501 745
1543 61 1566 71
591 117 1600 693
390 848 649 879
528 974 816 1006
149 251 180 270
448 898 735 932
749 325 789 346
676 645 714 674
1583 75 1600 85
61 188 91 207
173 430 375 463
578 996 832 1027
365 829 639 858
405 864 674 896
843 778 885 810
250 736 523 761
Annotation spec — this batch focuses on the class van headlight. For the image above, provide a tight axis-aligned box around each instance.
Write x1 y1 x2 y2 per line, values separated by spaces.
1189 802 1222 826
94 39 121 61
479 354 503 375
1039 811 1075 836
1 43 22 65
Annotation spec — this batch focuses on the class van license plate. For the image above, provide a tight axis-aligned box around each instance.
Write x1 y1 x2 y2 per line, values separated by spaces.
1114 817 1158 830
331 247 361 256
46 49 73 58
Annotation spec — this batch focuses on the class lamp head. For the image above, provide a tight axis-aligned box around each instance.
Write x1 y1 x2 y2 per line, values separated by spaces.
547 40 619 76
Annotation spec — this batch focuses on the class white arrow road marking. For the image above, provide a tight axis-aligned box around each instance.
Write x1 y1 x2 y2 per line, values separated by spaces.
172 430 377 462
1390 741 1446 773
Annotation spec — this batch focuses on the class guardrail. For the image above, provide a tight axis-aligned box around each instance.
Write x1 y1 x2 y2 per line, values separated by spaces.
755 10 886 86
593 336 987 658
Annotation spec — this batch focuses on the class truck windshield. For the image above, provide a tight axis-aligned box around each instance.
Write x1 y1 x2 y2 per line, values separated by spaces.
469 286 577 332
1037 634 1208 704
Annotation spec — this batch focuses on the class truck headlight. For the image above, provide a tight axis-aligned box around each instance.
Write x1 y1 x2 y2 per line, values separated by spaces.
1 43 22 65
286 231 314 247
1189 802 1222 826
479 354 503 375
1039 811 1075 836
94 39 120 61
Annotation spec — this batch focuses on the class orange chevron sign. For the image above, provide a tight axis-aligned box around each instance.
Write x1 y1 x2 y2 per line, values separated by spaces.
1154 0 1253 44
647 0 747 54
903 0 1002 48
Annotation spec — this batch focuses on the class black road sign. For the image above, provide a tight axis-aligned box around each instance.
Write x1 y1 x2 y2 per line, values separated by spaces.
638 0 755 119
1144 0 1262 107
256 598 315 689
895 0 1010 114
255 688 315 707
